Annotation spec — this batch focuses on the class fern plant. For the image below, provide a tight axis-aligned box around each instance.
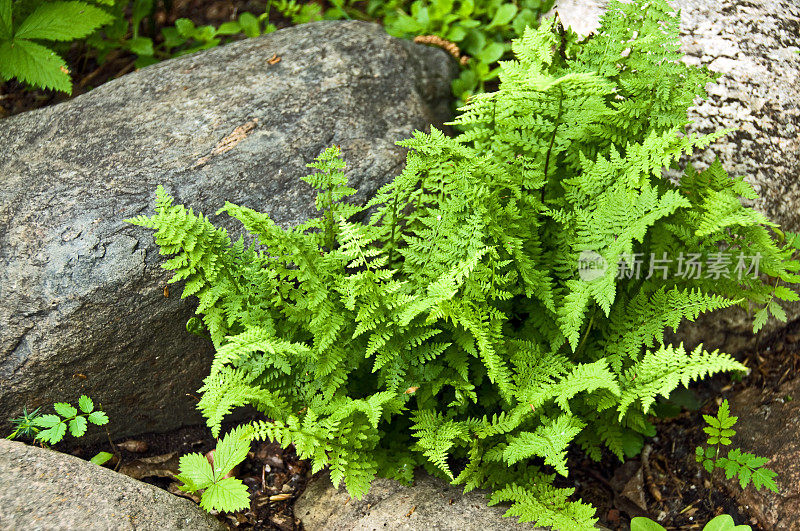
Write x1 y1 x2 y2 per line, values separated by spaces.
128 0 800 526
695 399 778 493
0 0 114 93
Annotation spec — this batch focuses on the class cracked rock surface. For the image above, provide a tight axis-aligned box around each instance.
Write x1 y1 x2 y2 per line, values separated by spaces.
0 21 456 441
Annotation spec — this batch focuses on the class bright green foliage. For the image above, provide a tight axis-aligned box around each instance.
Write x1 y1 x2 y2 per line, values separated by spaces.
7 395 111 464
6 406 42 441
86 1 275 70
633 514 751 531
174 425 252 513
129 1 799 526
0 0 113 92
376 0 555 104
29 395 109 444
695 399 779 493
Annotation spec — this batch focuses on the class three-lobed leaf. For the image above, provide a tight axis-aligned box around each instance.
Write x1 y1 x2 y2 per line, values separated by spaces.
36 422 67 444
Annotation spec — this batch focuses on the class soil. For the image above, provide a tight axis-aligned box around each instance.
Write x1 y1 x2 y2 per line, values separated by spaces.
6 2 798 530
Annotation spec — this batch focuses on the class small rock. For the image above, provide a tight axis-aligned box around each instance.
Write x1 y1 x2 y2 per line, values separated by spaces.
295 470 548 530
0 440 224 530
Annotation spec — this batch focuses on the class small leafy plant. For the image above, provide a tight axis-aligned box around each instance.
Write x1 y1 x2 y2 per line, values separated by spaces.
632 514 751 531
129 0 799 525
695 399 778 493
7 406 42 441
174 425 251 512
7 395 113 465
0 0 114 93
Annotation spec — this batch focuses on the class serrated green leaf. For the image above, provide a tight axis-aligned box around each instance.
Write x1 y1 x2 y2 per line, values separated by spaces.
32 414 62 428
212 425 251 481
769 300 787 322
15 2 113 41
702 459 714 473
753 307 768 333
175 18 195 38
36 422 67 444
707 436 719 445
176 452 215 491
0 39 71 93
0 0 11 40
78 395 94 413
703 414 721 428
69 416 88 437
751 467 779 493
88 410 109 425
737 467 752 489
53 402 77 418
200 477 251 513
90 451 114 465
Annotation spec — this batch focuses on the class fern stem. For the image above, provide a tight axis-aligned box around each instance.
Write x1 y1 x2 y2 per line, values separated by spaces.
387 190 400 267
575 306 596 357
541 86 565 203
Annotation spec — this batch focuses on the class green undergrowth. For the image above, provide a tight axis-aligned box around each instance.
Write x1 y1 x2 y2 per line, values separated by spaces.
128 0 798 527
1 0 554 105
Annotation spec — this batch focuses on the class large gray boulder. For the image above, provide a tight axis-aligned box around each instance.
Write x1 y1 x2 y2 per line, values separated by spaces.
555 0 800 351
295 470 547 530
0 20 457 440
0 439 225 530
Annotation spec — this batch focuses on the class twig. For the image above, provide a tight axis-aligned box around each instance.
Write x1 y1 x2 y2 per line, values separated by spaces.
641 444 663 503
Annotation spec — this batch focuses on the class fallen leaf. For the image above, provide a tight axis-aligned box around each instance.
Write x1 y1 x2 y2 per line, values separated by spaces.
117 439 149 453
119 452 179 480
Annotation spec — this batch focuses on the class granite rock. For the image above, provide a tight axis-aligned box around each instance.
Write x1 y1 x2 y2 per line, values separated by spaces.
0 20 457 441
0 439 225 530
295 470 547 530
